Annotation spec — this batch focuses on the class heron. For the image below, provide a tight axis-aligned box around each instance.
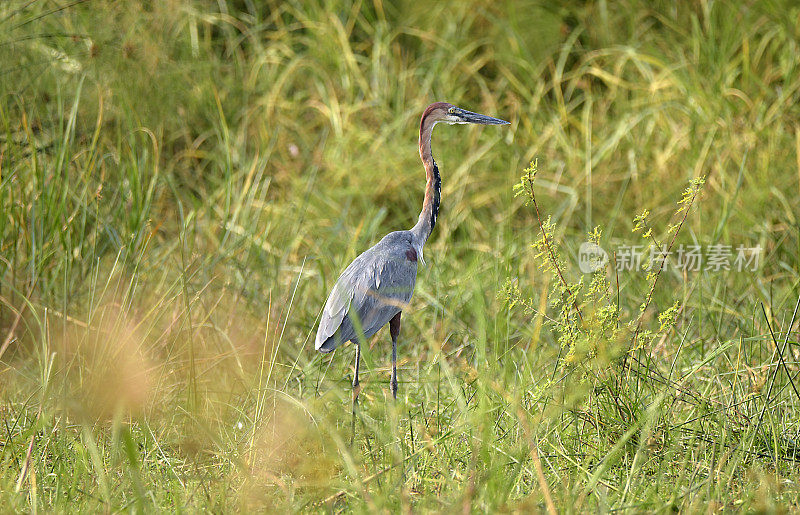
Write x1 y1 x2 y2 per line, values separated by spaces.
315 102 509 404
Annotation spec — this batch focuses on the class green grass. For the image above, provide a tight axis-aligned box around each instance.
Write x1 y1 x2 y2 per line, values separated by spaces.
2 0 800 511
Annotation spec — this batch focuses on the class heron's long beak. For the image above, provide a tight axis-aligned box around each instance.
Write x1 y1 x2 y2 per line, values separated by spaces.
458 109 510 125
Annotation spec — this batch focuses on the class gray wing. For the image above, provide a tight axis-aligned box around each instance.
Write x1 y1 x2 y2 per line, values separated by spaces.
315 243 417 353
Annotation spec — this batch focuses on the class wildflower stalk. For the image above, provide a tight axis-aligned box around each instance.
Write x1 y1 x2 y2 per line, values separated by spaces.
520 162 584 324
630 177 705 350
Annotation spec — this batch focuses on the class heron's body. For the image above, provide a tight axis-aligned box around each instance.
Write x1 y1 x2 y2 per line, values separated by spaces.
315 102 508 402
315 230 419 353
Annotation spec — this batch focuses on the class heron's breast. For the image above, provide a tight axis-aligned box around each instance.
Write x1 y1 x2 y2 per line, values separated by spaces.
405 247 418 262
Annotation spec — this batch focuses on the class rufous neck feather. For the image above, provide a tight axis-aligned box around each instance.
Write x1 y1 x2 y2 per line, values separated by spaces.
411 108 442 250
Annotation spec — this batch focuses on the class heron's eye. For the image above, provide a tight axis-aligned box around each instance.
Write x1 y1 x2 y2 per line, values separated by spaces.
448 107 456 114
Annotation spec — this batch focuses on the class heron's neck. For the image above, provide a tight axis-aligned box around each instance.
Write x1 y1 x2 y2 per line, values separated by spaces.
411 119 440 246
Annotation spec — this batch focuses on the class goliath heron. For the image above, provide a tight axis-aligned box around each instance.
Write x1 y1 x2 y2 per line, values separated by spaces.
315 102 509 402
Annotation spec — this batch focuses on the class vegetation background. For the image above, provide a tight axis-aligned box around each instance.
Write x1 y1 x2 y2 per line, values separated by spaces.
2 0 800 511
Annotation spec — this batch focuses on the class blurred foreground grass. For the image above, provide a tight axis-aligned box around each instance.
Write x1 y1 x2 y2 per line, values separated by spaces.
2 0 800 511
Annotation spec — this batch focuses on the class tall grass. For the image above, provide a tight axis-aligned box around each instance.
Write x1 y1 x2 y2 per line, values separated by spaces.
2 0 800 511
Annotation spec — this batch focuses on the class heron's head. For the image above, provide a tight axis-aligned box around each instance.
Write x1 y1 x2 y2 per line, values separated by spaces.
423 102 510 126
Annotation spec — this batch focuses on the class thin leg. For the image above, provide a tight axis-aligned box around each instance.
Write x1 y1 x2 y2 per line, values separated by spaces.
350 341 361 446
389 312 401 400
352 341 361 404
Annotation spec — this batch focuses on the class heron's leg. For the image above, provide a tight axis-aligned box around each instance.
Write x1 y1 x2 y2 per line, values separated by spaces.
389 312 402 400
350 341 361 446
352 341 362 404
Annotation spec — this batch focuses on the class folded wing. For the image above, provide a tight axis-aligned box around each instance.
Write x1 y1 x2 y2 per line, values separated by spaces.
315 245 417 353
